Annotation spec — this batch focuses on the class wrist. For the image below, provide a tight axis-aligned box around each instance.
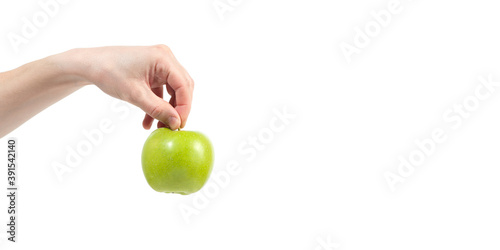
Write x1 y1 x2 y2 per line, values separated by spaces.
49 48 92 87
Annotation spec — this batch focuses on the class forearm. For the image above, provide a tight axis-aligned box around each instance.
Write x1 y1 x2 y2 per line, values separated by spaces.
0 50 87 137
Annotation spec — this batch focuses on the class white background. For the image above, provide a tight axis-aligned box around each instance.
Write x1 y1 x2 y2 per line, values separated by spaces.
1 0 500 249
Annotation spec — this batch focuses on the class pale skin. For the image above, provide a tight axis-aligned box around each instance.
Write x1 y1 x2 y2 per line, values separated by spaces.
0 45 194 138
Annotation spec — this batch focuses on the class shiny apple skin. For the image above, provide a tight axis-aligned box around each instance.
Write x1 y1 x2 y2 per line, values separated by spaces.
142 128 214 195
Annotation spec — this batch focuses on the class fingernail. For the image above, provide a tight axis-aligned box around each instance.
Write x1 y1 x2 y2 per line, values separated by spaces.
168 116 179 129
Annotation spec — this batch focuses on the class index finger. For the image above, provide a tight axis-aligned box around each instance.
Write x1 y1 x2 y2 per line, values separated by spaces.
166 67 194 128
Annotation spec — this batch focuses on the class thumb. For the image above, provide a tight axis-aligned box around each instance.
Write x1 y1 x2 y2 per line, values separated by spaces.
135 90 181 130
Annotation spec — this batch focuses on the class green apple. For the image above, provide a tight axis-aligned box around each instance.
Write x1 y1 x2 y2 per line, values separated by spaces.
141 128 214 195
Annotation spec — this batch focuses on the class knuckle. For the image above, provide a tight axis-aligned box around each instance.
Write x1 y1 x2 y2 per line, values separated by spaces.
187 76 194 89
150 104 162 119
153 44 171 54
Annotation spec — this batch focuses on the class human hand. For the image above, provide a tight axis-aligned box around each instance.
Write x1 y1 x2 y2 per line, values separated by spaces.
67 45 194 130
